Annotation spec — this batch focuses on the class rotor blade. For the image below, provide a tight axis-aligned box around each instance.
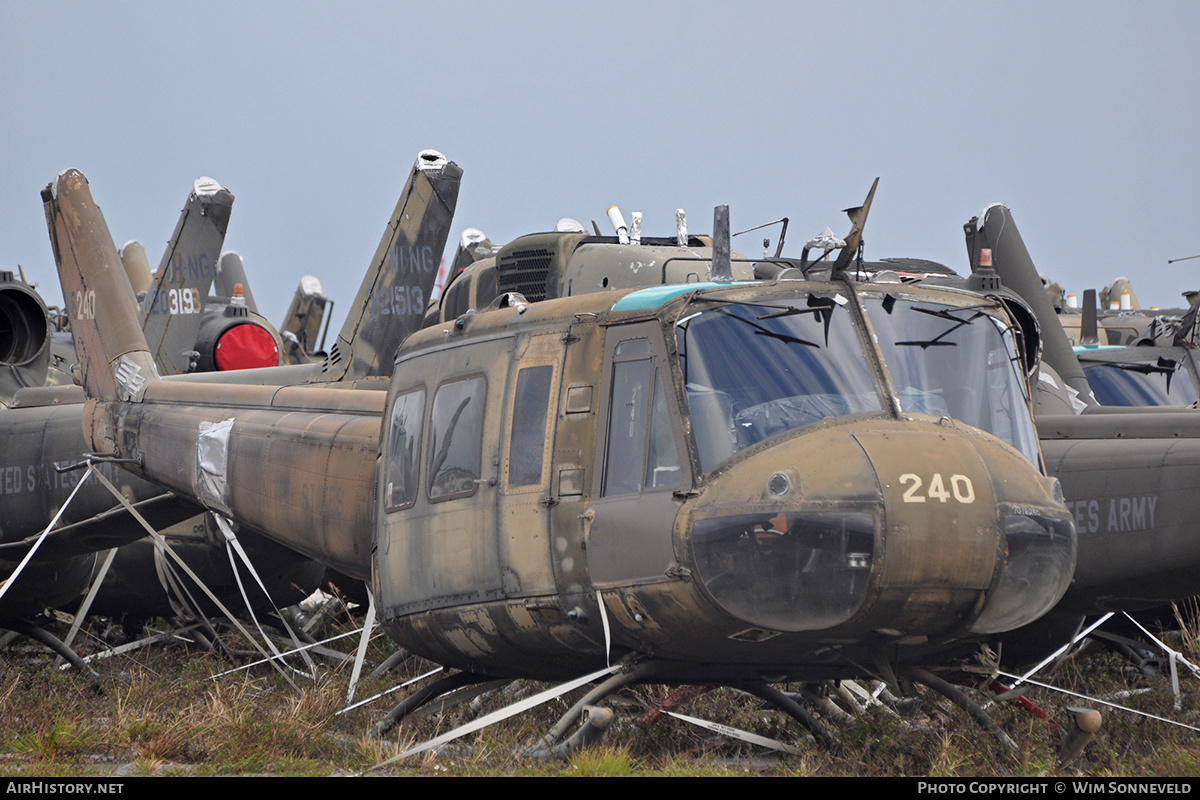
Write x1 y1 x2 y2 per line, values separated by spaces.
832 177 879 272
0 493 204 561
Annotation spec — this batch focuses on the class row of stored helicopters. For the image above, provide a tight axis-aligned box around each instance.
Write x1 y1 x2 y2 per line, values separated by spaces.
1046 278 1200 409
0 204 299 669
0 152 458 665
8 148 1200 757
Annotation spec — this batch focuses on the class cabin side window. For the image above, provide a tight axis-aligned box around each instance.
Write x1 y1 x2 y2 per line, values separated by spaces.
384 387 425 512
508 365 553 487
602 338 680 496
428 375 487 502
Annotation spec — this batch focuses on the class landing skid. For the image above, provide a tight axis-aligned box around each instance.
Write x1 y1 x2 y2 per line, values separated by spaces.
0 619 101 689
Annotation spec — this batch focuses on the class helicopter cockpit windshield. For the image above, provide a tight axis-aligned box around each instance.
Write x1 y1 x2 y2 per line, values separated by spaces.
675 293 883 473
863 294 1041 466
674 289 1041 472
1082 360 1199 407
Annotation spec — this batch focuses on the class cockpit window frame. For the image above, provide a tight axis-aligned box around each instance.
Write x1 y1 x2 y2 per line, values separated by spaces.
857 288 1043 467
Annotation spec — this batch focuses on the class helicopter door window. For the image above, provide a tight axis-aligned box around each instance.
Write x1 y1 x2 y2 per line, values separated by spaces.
428 375 486 502
601 337 681 496
384 387 425 512
509 365 553 487
645 374 681 489
603 358 651 496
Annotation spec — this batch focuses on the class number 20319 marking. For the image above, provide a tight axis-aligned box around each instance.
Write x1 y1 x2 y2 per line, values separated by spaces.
899 473 975 504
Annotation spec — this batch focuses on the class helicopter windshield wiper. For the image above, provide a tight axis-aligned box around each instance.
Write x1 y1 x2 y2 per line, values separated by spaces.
756 299 841 345
895 306 988 349
726 310 820 348
678 298 837 348
689 306 819 347
909 303 994 322
1109 359 1182 394
1111 358 1178 376
756 305 822 321
752 328 819 348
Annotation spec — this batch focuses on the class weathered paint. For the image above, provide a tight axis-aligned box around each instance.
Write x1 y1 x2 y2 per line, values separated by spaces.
50 168 1076 687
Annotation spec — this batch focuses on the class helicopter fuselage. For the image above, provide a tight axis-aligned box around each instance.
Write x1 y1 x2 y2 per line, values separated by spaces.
373 278 1074 681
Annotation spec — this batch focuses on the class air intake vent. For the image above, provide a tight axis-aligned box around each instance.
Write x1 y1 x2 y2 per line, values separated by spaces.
320 341 342 374
497 248 554 303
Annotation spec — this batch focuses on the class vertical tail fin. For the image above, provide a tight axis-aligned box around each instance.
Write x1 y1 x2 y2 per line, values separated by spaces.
137 178 235 375
973 203 1096 409
43 169 159 402
119 240 152 294
321 149 462 381
279 275 330 364
214 251 258 312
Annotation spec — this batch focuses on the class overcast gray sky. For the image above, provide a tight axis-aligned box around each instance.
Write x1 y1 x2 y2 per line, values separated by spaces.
3 1 1197 330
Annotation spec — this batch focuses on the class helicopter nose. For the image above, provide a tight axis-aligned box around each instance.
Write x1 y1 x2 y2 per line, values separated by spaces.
858 424 1075 639
855 427 1002 638
688 421 1074 642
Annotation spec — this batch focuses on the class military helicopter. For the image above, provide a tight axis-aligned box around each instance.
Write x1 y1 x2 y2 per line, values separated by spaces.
83 149 462 623
1026 258 1200 407
46 168 1077 750
1066 287 1200 408
1 151 461 654
0 175 249 571
963 204 1200 622
0 176 272 665
0 178 309 648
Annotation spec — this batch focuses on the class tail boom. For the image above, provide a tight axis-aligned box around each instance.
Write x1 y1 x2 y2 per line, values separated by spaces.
43 170 159 405
47 169 380 579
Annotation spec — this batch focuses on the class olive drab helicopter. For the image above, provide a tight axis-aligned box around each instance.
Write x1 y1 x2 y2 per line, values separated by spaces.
1 152 461 654
0 178 240 668
46 168 1077 751
0 176 247 568
962 205 1200 628
0 177 277 661
1068 286 1200 408
1022 246 1200 408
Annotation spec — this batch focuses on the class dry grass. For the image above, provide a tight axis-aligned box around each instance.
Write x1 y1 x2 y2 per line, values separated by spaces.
2 612 1200 777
